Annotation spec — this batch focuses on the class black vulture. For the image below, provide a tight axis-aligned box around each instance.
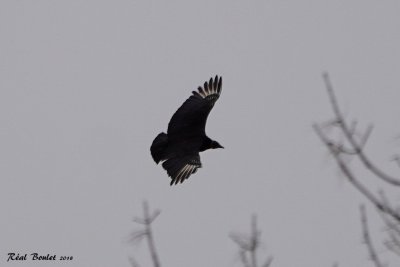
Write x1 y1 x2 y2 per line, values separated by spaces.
150 75 224 185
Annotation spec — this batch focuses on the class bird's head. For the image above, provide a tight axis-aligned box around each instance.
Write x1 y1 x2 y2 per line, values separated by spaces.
211 140 224 149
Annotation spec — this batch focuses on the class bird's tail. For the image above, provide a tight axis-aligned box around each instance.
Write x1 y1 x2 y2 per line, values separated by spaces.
150 132 168 164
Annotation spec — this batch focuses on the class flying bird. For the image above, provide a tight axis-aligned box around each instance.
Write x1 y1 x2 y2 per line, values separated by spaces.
150 75 224 185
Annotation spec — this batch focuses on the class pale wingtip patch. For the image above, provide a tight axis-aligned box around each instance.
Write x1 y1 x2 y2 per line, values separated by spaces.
177 165 190 181
172 164 198 185
196 75 222 99
198 86 206 97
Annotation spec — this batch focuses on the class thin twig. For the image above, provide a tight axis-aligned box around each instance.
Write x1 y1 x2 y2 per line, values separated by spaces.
230 215 272 267
239 250 251 267
322 73 400 186
383 225 400 256
313 124 400 222
142 201 161 267
378 192 400 235
250 215 259 267
360 205 385 267
129 201 162 267
378 192 400 256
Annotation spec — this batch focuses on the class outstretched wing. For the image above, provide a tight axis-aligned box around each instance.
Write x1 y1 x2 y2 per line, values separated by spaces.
162 154 202 185
167 75 222 137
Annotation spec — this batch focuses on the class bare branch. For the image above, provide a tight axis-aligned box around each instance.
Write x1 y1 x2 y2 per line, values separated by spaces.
239 250 251 267
360 205 386 267
230 233 253 251
322 73 400 186
336 142 360 155
378 191 400 230
384 227 400 256
130 201 162 267
231 215 272 267
334 123 373 156
313 124 400 222
378 192 400 256
127 229 148 245
250 215 259 267
134 206 161 225
361 124 374 148
142 201 161 267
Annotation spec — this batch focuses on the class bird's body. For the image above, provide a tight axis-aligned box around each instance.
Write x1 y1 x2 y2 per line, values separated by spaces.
150 76 223 185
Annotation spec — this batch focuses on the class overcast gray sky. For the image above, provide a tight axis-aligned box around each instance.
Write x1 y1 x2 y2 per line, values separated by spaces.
1 0 400 266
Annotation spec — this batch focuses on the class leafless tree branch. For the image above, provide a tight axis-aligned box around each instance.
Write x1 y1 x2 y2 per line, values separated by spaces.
142 201 161 267
315 73 400 266
129 201 162 267
313 124 400 222
360 205 386 267
383 222 400 256
250 215 259 267
378 192 400 256
239 250 251 267
230 215 272 267
322 73 400 186
127 229 148 246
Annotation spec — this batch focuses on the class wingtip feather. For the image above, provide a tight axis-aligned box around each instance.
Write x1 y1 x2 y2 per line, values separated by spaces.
204 82 209 94
198 86 206 97
195 75 223 99
217 76 222 94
